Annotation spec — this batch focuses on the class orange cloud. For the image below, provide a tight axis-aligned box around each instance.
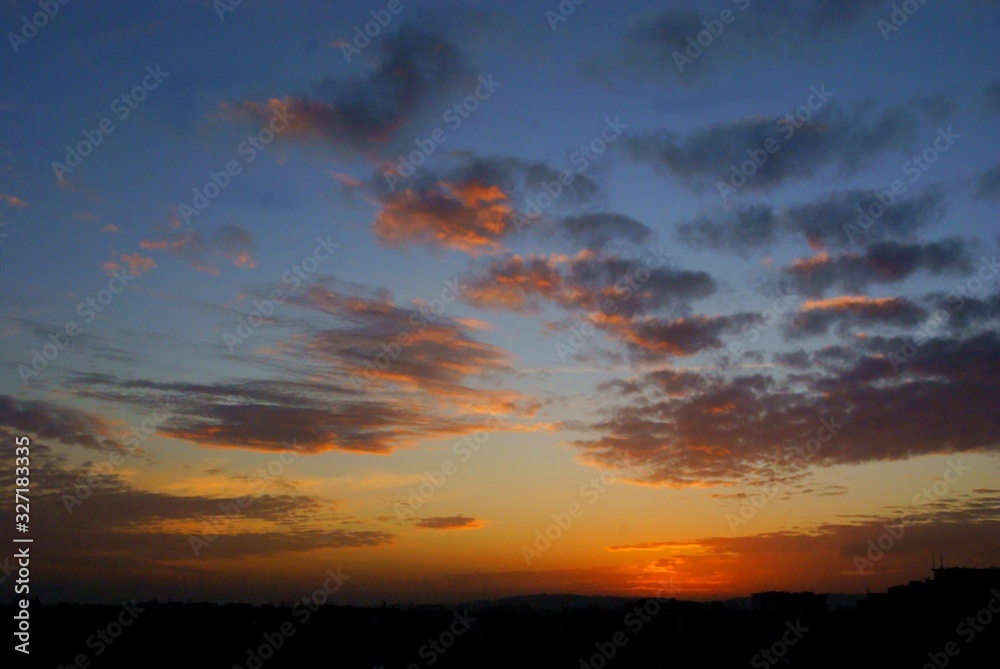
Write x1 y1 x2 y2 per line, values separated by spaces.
790 251 832 271
217 29 470 160
120 253 157 276
447 182 507 207
104 251 157 276
618 314 759 358
463 255 564 312
230 252 256 269
0 194 28 208
140 225 256 273
374 181 513 256
789 295 926 337
803 296 900 312
329 171 364 187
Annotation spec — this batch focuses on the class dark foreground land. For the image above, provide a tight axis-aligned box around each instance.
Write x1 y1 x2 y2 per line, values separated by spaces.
6 577 1000 668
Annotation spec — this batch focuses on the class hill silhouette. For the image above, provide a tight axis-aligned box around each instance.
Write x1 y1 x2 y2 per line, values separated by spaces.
8 568 998 668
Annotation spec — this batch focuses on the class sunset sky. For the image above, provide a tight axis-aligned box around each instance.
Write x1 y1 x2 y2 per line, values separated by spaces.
1 0 998 605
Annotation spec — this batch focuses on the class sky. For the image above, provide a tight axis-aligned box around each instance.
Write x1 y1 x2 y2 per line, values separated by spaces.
0 0 998 605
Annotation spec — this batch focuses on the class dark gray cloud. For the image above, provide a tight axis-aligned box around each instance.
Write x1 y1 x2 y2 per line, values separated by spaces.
624 102 917 193
911 92 956 124
0 450 393 566
676 188 948 254
228 27 471 157
784 187 948 249
552 213 653 251
289 280 519 391
414 515 484 530
575 331 1000 487
464 251 714 320
976 164 1000 201
70 375 428 454
782 239 973 296
140 223 256 274
461 249 756 361
66 279 534 455
785 296 928 338
926 292 1000 332
621 1 884 83
0 395 124 453
623 313 763 360
861 331 1000 383
773 349 812 369
677 204 778 254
